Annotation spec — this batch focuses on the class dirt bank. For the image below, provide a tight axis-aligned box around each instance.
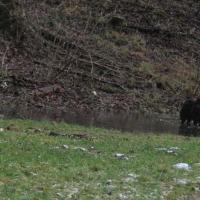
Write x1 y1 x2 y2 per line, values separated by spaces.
1 0 200 114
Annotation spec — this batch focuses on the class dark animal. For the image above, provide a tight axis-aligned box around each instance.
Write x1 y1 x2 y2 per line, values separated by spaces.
192 98 200 126
180 98 194 125
180 98 200 126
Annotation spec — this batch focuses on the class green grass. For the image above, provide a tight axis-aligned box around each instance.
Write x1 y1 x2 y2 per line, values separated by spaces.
0 119 199 199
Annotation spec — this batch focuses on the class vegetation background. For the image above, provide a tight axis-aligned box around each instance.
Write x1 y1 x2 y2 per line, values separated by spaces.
1 0 200 114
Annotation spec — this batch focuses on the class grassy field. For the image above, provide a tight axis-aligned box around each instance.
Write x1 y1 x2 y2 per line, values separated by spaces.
0 119 199 200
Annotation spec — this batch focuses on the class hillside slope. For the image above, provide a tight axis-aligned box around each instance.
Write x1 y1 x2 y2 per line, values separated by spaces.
1 0 200 114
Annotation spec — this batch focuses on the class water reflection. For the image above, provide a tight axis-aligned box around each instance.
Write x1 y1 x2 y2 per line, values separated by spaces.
0 106 181 134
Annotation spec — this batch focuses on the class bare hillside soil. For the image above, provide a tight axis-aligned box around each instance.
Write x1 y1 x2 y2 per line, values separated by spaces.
1 0 200 114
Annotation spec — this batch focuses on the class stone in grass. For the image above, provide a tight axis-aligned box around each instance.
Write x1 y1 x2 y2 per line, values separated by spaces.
167 147 180 155
0 128 4 132
67 187 79 199
73 147 87 152
56 193 64 198
114 153 129 160
155 146 180 155
119 193 128 200
173 163 191 170
174 178 190 185
106 184 116 195
62 145 69 149
105 179 116 195
30 172 37 176
119 191 132 200
106 179 112 185
124 173 139 182
33 128 42 133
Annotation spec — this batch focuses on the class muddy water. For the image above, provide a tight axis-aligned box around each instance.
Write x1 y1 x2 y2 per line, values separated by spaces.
0 106 181 134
